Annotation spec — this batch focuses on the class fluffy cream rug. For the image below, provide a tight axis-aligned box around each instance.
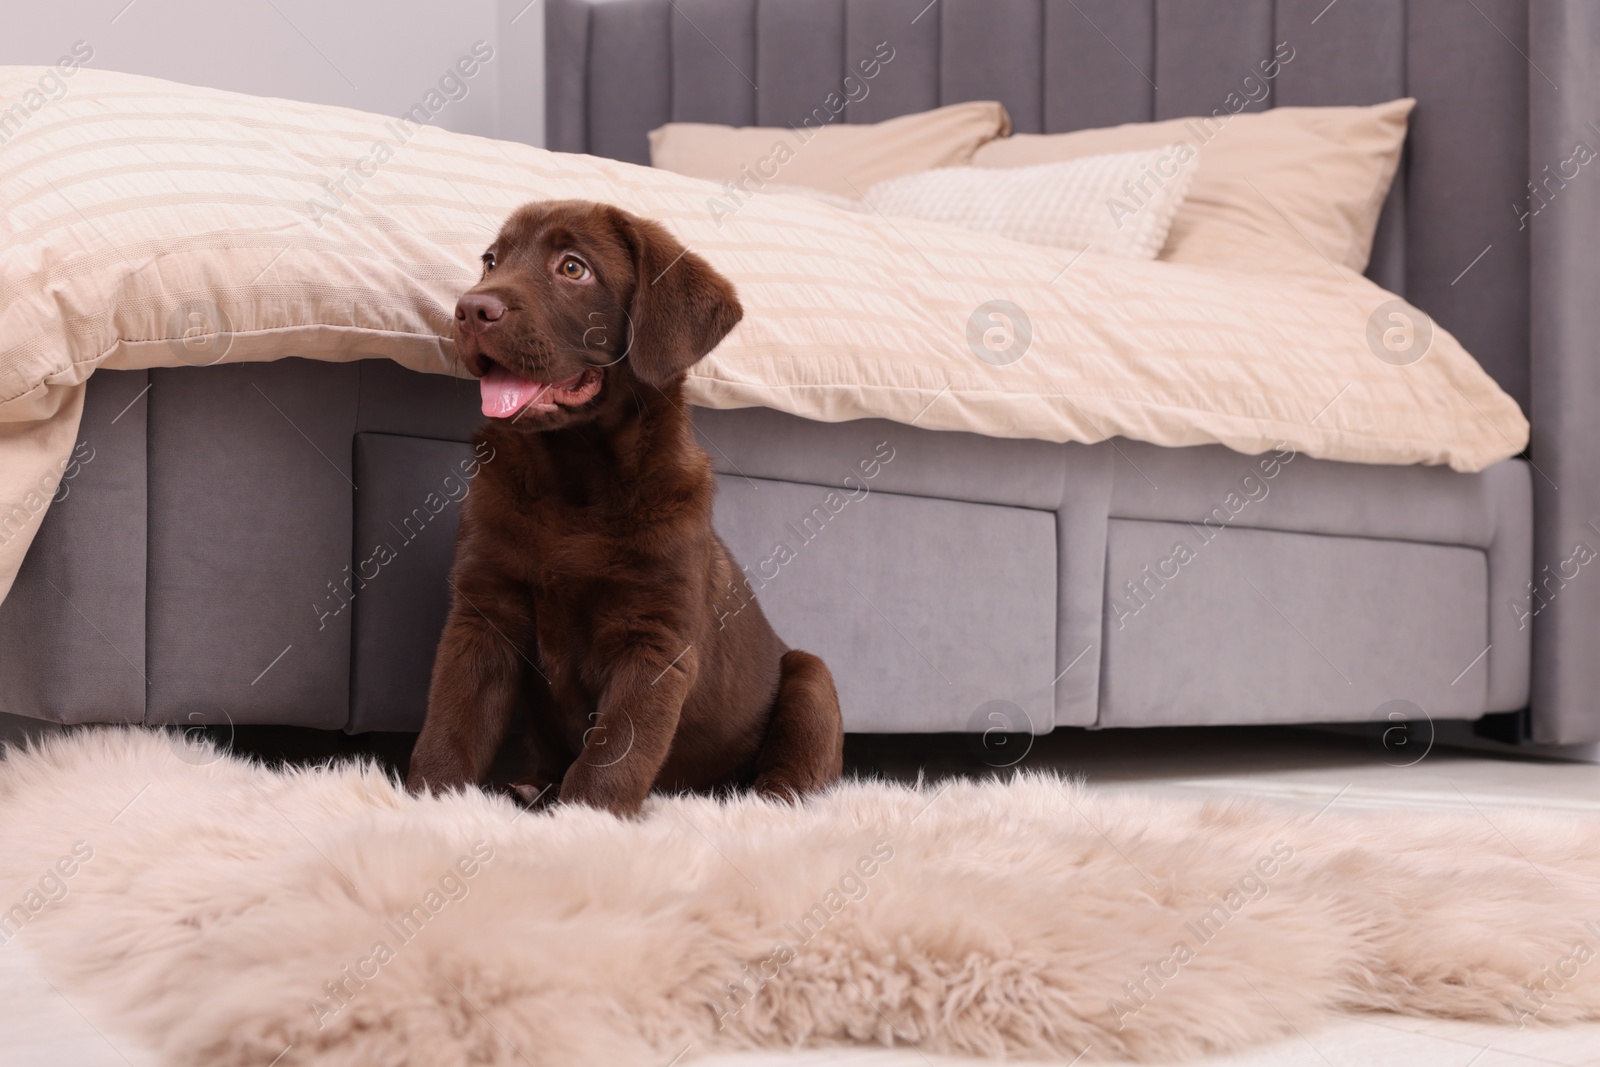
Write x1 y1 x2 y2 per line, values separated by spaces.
3 730 1600 1066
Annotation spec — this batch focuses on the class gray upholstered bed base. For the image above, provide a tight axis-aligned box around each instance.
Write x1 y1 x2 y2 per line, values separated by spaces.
700 406 1531 734
0 360 1531 738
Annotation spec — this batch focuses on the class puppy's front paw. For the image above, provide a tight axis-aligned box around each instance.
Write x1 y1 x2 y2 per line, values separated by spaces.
558 764 646 818
406 771 464 796
502 777 559 809
405 752 476 796
753 767 831 803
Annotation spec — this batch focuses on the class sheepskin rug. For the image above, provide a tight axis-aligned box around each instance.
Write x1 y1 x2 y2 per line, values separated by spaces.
4 730 1600 1067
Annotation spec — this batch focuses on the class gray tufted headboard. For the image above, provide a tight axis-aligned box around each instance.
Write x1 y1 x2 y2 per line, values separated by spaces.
545 0 1534 408
544 0 1600 745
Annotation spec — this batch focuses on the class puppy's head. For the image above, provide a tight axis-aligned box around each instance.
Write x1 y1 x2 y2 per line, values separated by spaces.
454 199 742 430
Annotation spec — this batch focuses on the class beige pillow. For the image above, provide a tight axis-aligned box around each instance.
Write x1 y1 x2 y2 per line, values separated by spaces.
648 101 1012 200
864 147 1196 259
972 100 1414 277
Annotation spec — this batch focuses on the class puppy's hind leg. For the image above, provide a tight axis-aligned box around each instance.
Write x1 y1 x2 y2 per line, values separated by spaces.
752 649 845 801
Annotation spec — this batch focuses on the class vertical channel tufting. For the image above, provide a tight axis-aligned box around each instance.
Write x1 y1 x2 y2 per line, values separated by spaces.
555 0 1529 413
938 0 1043 132
587 0 672 164
1406 0 1530 408
1153 0 1274 120
1274 0 1407 292
544 0 594 153
1273 0 1403 105
756 0 847 125
844 0 940 122
1366 168 1409 297
672 0 759 126
1042 0 1156 132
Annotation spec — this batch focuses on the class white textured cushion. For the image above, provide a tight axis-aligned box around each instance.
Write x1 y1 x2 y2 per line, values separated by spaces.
863 148 1196 259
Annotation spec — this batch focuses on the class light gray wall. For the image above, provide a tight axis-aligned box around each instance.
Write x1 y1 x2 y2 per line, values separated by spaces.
0 0 545 145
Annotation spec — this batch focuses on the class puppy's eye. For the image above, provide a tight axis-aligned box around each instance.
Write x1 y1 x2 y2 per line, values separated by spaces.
481 251 496 272
559 256 589 281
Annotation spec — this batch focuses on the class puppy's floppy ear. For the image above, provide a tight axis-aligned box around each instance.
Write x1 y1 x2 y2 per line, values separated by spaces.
615 210 743 386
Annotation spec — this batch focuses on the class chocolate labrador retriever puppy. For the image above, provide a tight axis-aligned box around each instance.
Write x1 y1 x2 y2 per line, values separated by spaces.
406 200 844 815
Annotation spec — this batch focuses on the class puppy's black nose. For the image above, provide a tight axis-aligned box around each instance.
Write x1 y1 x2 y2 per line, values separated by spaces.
456 293 506 332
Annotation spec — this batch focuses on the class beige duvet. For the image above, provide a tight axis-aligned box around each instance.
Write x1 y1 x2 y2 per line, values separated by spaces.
0 67 1528 602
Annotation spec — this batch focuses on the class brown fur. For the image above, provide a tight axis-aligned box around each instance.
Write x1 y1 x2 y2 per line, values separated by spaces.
406 200 844 815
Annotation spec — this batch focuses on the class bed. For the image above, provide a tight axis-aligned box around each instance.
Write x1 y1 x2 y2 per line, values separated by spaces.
2 0 1596 746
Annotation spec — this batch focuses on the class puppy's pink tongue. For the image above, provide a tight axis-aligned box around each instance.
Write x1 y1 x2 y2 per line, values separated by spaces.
480 364 548 418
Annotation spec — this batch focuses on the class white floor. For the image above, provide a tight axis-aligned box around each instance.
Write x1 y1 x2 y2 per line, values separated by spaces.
6 721 1600 1066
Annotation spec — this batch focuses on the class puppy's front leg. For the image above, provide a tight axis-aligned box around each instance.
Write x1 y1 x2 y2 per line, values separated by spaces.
407 582 531 795
559 643 697 816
